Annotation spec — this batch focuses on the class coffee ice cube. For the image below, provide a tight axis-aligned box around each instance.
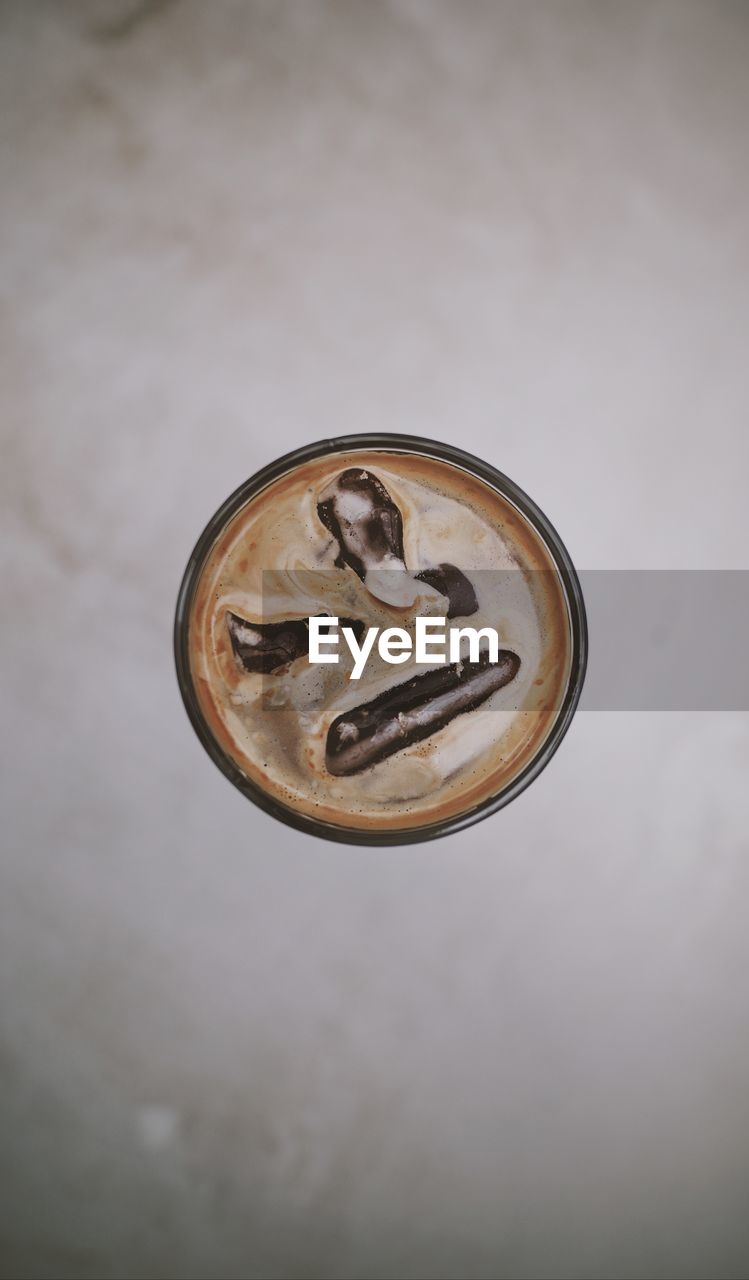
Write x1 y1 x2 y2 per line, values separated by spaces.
414 563 478 618
227 612 364 674
227 613 310 673
325 647 520 775
317 469 420 607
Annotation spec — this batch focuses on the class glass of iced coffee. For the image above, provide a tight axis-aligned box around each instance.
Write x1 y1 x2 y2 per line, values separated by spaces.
174 434 587 844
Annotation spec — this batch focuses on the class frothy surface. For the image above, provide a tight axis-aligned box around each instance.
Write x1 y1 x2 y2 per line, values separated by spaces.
188 449 571 831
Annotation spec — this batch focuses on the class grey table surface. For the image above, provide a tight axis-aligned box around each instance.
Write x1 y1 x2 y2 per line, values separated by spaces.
2 3 749 1277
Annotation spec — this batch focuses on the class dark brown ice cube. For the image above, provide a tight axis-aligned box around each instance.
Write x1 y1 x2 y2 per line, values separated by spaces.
317 469 406 580
226 613 310 673
325 647 520 775
414 563 479 618
227 612 364 674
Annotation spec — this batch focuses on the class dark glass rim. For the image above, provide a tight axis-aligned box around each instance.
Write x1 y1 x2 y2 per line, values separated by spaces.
174 433 588 845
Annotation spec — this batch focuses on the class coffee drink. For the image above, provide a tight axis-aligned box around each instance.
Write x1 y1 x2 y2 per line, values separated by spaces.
181 441 582 838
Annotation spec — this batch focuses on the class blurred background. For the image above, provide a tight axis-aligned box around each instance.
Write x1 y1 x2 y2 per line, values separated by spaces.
2 2 749 1276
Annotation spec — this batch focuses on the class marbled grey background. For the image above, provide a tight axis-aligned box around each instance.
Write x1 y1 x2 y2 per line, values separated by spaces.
2 2 749 1277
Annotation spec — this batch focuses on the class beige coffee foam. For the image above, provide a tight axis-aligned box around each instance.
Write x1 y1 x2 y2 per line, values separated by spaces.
189 449 572 831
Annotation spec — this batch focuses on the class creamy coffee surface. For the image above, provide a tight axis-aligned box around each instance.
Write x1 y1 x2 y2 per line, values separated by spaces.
189 449 571 831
